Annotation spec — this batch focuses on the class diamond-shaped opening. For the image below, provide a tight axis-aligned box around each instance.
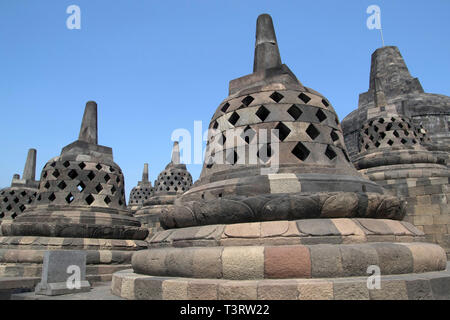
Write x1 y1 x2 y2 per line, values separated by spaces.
257 144 272 163
44 181 51 189
274 122 291 142
11 213 17 219
19 204 26 212
65 193 74 204
95 183 103 193
364 128 369 135
111 185 116 195
63 161 70 168
401 138 407 144
13 197 19 203
393 131 399 138
380 132 386 139
306 124 320 140
20 191 27 196
221 102 230 113
404 130 409 136
9 191 14 195
375 141 381 148
109 167 115 173
412 139 417 144
104 196 111 205
322 99 330 108
77 181 86 192
96 164 102 170
330 130 339 142
373 126 379 132
325 145 337 160
369 135 374 141
292 142 310 161
378 118 385 124
78 162 86 170
116 177 121 184
287 104 302 120
43 171 48 178
228 112 240 126
68 169 78 180
316 109 327 122
270 91 284 103
386 123 393 131
2 197 8 203
226 149 238 165
52 169 60 178
219 133 227 146
387 139 394 146
298 93 311 104
212 121 218 130
57 181 67 190
241 125 256 144
6 204 12 211
256 105 270 122
391 117 396 122
85 194 95 205
241 95 254 106
399 123 404 129
104 174 111 182
50 162 56 167
0 212 4 218
48 193 56 202
118 199 123 206
87 171 96 180
364 144 369 150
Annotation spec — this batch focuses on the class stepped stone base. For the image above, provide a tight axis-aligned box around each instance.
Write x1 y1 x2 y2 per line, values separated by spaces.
111 263 450 300
111 218 450 300
0 236 148 282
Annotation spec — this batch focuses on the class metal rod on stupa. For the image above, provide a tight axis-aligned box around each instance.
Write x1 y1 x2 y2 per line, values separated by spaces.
78 101 98 145
171 141 180 165
253 14 282 72
22 148 36 181
142 163 149 182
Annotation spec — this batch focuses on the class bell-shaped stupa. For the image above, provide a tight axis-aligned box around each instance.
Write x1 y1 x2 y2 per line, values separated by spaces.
0 101 148 282
128 163 154 213
342 47 450 257
112 15 449 300
0 149 39 223
134 142 193 236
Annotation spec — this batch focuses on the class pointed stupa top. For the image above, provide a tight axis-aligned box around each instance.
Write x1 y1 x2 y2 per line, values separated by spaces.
142 163 149 182
171 142 181 165
78 101 98 144
11 148 39 189
359 46 424 109
253 14 282 72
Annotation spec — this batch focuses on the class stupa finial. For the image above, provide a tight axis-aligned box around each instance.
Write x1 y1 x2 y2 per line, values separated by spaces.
22 148 36 181
78 101 98 144
142 163 149 182
171 141 180 165
374 77 387 108
253 13 282 72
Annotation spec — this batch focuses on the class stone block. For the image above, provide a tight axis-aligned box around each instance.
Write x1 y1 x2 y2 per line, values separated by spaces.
35 250 91 296
333 281 370 300
218 281 258 300
297 281 333 300
264 245 311 278
257 281 299 300
222 246 264 280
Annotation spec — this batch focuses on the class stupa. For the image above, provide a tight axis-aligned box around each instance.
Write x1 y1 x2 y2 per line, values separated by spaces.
111 15 449 300
342 47 450 257
0 101 148 282
128 163 154 213
134 142 193 237
0 149 39 227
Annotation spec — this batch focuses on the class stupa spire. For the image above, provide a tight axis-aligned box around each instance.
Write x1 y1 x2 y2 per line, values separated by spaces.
253 14 282 72
78 101 98 145
171 141 180 165
142 163 149 182
22 148 36 181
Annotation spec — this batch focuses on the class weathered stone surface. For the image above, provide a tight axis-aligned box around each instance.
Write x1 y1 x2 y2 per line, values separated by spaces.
264 245 310 278
222 246 264 280
333 281 370 300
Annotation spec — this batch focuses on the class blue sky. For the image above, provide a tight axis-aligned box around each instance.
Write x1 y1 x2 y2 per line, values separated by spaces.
0 0 449 201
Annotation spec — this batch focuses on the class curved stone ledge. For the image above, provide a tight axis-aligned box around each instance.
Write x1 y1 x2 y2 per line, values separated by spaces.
0 236 148 251
132 242 446 280
1 222 149 240
111 263 450 300
354 149 443 170
161 192 406 229
14 208 140 226
150 218 421 248
135 205 173 217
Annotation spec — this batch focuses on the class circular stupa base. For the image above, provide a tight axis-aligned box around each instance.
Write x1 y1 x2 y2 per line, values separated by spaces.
110 218 450 299
0 236 148 281
111 264 450 300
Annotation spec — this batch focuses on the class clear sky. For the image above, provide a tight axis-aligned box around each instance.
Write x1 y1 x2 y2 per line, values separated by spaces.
0 0 449 201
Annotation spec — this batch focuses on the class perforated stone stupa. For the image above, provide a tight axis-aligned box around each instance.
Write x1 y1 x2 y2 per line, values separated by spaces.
111 15 450 300
0 149 39 226
128 163 154 213
342 47 450 257
0 101 148 282
134 142 193 237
